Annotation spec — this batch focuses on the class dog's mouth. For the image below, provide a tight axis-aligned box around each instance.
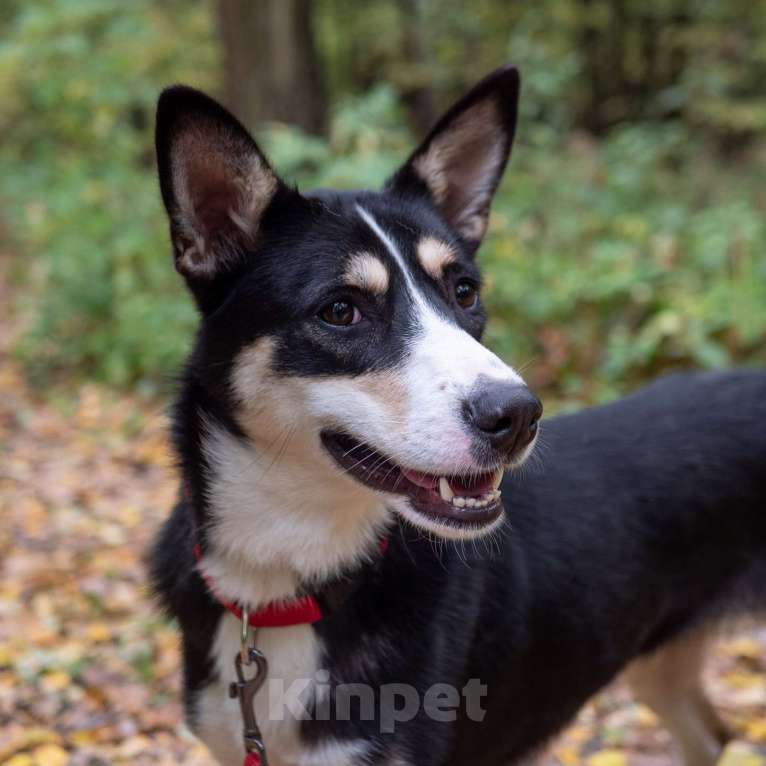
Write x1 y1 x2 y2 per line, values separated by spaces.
320 430 504 529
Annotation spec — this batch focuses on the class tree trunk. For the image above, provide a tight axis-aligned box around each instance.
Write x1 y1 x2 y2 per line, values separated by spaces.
217 0 328 136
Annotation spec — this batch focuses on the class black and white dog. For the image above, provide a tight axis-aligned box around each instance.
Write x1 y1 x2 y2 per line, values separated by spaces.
150 66 766 766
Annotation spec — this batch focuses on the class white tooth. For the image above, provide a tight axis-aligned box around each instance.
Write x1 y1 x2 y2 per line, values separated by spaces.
453 497 466 508
438 477 454 502
475 499 487 508
492 469 504 490
466 498 477 508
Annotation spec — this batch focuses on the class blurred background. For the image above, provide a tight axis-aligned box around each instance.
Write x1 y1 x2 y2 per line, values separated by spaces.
0 1 764 765
2 0 766 401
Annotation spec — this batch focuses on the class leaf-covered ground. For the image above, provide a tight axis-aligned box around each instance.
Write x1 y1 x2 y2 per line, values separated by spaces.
1 275 764 765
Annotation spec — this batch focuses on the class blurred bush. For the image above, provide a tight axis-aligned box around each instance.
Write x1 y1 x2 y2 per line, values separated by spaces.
484 124 766 404
0 0 217 390
0 0 764 403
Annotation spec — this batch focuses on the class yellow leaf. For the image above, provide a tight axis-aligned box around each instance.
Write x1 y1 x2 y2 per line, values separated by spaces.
563 724 590 743
118 735 151 758
0 728 62 760
41 670 70 692
84 622 111 643
635 703 660 727
6 755 34 766
745 719 766 743
724 672 764 689
31 744 68 766
722 638 764 660
553 746 580 766
718 741 766 766
586 749 628 766
70 729 98 747
0 643 12 666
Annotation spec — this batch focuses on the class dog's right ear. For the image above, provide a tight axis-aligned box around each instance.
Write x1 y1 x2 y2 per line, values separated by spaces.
155 86 284 295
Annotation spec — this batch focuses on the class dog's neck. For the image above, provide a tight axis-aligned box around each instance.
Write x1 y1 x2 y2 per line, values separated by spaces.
190 415 391 608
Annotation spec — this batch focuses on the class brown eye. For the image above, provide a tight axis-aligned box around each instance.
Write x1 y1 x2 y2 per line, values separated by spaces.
319 300 361 327
455 280 478 309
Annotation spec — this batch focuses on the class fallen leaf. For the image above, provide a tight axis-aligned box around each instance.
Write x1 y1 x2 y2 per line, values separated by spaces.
745 719 766 743
41 670 71 692
31 744 68 766
586 749 628 766
718 741 766 766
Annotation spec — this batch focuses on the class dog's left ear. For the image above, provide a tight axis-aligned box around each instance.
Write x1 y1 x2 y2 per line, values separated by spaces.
386 66 520 253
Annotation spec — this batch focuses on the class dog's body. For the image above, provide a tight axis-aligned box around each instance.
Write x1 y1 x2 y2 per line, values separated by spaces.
149 67 766 766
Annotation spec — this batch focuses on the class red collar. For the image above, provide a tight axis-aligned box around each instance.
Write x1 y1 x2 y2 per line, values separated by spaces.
193 536 389 629
193 543 324 628
187 477 389 628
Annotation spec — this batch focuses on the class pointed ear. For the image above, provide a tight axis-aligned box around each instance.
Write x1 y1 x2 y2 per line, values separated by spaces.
386 66 520 252
155 86 282 283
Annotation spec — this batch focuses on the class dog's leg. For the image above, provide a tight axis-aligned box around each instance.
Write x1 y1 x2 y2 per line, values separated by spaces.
625 630 730 766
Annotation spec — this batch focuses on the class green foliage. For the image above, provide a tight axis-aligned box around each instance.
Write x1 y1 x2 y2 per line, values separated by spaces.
1 0 764 403
264 84 410 189
483 123 766 404
317 0 766 137
0 0 218 390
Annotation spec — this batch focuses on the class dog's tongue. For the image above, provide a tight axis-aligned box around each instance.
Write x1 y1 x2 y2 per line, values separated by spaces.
401 469 439 490
401 469 497 497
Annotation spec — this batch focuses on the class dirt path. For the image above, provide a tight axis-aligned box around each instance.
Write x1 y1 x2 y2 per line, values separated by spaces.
0 264 763 765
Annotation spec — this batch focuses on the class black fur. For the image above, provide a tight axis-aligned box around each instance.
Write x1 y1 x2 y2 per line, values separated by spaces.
149 66 766 765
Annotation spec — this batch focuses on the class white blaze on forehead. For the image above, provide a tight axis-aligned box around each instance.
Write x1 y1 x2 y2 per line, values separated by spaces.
417 236 457 279
355 205 523 473
356 206 423 301
344 251 389 294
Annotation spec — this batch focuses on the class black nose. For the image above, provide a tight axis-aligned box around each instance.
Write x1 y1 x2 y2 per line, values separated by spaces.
464 382 543 454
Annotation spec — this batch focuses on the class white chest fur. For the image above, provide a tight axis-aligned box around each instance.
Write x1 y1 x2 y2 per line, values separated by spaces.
194 613 370 766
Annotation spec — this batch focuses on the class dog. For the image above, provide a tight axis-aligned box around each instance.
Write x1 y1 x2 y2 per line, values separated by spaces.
149 65 766 766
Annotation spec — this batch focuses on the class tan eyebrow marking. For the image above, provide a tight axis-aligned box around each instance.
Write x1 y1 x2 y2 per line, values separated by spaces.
417 237 457 279
343 252 390 294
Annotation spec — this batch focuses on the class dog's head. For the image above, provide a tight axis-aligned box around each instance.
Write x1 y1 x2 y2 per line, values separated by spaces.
156 66 541 543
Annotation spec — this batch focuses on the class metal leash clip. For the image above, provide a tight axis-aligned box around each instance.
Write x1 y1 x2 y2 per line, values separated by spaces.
230 605 269 766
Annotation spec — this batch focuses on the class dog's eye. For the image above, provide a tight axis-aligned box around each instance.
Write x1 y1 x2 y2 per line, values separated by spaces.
319 300 362 327
455 280 478 309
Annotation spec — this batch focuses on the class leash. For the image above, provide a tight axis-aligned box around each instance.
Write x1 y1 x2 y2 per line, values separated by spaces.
193 545 322 766
230 606 269 766
190 493 389 766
